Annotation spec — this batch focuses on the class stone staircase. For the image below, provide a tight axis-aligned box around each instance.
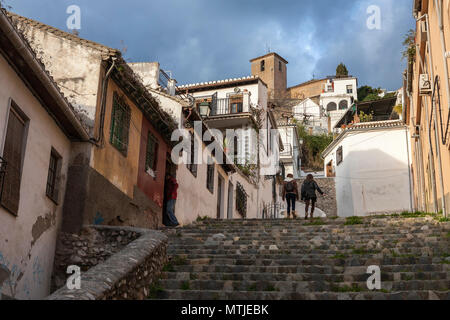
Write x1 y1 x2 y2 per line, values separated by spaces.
151 216 450 300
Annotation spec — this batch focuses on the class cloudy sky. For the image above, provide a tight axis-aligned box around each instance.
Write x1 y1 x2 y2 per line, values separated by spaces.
5 0 415 90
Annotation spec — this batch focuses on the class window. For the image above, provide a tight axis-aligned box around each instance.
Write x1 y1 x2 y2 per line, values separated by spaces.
230 102 243 114
46 149 62 204
110 93 131 156
145 132 158 173
229 94 243 113
339 100 348 110
236 182 248 218
327 102 337 112
206 160 214 193
336 146 343 166
327 84 334 92
1 102 29 215
187 131 197 177
279 61 282 72
347 85 353 94
260 60 265 72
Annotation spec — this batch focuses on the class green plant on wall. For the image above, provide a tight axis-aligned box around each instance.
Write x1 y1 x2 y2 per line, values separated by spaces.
393 104 403 116
402 29 416 64
359 111 374 123
296 123 333 170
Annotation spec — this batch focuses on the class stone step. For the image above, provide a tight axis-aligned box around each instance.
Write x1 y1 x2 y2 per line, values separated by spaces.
167 252 448 262
166 256 446 267
161 271 450 282
156 279 450 292
150 289 450 300
168 245 448 254
168 264 449 274
167 241 448 250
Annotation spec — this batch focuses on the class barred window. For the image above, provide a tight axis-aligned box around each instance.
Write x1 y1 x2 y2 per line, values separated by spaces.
46 149 62 204
236 182 248 218
145 131 158 172
336 146 343 165
206 160 214 194
110 93 131 156
187 131 197 177
1 102 29 216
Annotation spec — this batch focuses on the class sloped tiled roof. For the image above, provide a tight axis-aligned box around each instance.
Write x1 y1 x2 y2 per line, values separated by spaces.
7 11 119 56
178 75 264 91
0 8 89 140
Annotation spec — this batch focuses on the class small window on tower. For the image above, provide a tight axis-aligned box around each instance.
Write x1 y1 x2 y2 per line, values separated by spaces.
279 61 282 71
260 60 265 72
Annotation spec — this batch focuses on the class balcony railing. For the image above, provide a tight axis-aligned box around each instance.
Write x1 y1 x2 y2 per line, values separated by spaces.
280 145 293 157
0 157 6 199
211 98 244 116
196 96 251 117
158 69 170 89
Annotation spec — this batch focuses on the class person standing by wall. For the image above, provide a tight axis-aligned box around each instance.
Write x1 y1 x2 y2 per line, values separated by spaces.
164 172 179 227
282 174 299 219
301 174 325 220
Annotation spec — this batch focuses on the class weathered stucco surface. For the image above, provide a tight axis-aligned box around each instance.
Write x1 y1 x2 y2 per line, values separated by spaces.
0 54 72 300
12 18 104 133
91 79 142 198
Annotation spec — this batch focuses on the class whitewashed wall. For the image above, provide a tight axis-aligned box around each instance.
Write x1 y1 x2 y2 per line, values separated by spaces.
323 127 412 217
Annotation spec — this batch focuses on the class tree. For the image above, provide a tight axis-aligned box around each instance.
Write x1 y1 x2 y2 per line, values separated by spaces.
357 86 381 101
336 63 349 77
402 29 416 64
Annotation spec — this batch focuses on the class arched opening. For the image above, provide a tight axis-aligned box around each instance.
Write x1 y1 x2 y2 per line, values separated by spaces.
327 102 337 112
339 100 348 110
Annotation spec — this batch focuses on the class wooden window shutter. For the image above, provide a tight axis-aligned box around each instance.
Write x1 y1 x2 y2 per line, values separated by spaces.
1 106 27 215
146 132 158 171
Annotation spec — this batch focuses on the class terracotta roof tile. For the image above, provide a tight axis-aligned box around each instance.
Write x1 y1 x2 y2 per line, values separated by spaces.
7 11 119 56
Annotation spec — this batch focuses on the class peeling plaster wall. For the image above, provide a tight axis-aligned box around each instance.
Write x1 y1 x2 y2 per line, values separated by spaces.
12 19 103 134
0 54 71 300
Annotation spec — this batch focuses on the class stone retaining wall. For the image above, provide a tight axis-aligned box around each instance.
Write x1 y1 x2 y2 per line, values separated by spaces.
297 177 337 217
47 226 167 300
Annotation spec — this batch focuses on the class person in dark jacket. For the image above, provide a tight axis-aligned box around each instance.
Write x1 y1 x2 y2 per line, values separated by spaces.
301 174 324 220
282 174 299 219
164 172 179 227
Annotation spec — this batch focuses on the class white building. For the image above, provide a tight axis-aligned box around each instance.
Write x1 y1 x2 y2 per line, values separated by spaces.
277 122 302 179
321 76 358 131
292 76 358 134
131 64 282 221
321 120 413 217
293 98 328 135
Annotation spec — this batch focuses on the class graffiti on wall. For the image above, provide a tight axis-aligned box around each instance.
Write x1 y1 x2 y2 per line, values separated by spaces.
0 251 24 299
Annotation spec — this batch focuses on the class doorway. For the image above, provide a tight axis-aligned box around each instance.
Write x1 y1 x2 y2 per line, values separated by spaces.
162 154 175 226
227 182 234 219
217 175 224 219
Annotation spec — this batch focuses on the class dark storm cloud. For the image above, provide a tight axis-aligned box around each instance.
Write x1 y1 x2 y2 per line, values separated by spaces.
6 0 414 90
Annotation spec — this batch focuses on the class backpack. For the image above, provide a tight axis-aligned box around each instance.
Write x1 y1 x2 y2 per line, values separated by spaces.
285 181 295 193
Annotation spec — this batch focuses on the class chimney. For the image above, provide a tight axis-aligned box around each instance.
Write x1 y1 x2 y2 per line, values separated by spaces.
168 78 177 96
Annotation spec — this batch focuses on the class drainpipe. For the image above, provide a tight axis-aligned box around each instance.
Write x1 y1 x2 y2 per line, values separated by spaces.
92 57 116 146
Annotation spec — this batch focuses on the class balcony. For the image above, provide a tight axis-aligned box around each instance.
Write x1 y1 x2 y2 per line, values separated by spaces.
196 96 255 129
